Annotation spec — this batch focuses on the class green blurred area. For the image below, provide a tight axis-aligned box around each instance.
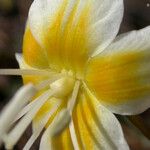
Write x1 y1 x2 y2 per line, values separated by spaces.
0 0 150 149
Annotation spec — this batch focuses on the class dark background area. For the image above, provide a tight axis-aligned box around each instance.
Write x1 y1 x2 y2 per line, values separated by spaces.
0 0 150 149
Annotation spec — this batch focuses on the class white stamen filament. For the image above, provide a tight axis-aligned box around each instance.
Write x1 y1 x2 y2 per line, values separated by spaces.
39 81 80 150
12 76 65 123
67 81 80 150
40 109 71 150
40 81 80 150
0 67 81 150
23 101 61 150
67 80 80 113
69 120 80 150
0 69 55 76
4 89 56 149
13 99 38 124
0 84 36 137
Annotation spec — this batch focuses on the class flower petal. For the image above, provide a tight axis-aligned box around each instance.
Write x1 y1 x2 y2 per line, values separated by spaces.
16 54 49 86
23 25 49 69
40 109 73 150
86 26 150 115
32 97 59 131
50 127 74 150
71 89 129 150
89 0 123 56
26 0 123 75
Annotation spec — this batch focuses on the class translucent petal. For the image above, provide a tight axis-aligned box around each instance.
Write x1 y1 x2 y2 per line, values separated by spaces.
86 26 150 115
71 89 129 150
24 0 123 75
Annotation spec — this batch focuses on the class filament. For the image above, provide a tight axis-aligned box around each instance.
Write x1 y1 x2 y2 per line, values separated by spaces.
40 109 71 150
69 119 80 150
23 101 61 150
67 81 80 150
13 99 38 123
67 80 80 113
0 69 55 76
0 84 36 136
13 76 64 123
4 89 56 149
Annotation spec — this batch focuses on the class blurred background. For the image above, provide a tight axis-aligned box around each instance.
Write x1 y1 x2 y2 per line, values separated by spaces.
0 0 150 149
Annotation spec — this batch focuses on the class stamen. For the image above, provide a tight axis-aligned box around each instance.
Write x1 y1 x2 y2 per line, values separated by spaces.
4 89 56 150
39 109 71 150
0 84 36 137
13 100 38 123
13 76 65 123
67 81 80 150
39 124 51 150
69 119 80 150
23 101 61 150
49 109 71 137
0 69 55 76
67 80 80 113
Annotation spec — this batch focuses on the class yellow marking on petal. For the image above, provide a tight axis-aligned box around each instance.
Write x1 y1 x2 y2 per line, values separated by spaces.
52 127 74 150
23 75 48 85
23 27 49 69
43 0 68 70
72 89 103 150
40 0 91 77
75 101 94 150
86 51 150 105
33 96 68 131
72 109 83 150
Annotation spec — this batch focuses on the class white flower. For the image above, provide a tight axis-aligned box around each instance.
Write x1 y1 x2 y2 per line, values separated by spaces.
0 0 150 149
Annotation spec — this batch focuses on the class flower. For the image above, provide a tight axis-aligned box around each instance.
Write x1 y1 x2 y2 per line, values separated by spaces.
0 0 150 149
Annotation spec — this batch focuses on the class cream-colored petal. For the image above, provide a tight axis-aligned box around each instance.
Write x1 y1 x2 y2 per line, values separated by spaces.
22 26 49 69
16 53 32 69
71 89 129 150
89 0 124 56
40 109 74 150
16 54 50 86
86 26 150 115
41 126 74 150
26 0 123 75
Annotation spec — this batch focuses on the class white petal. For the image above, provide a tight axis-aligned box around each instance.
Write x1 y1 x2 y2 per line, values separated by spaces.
86 26 150 115
28 0 123 56
89 0 124 56
15 53 31 69
102 26 150 55
97 104 129 150
72 90 129 150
